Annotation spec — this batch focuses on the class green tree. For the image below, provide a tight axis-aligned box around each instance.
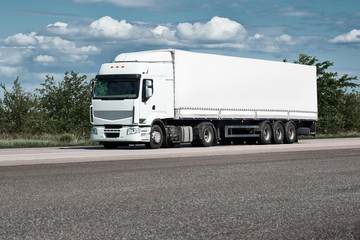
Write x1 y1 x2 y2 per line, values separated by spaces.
0 77 36 134
340 92 360 131
286 54 359 133
36 71 91 136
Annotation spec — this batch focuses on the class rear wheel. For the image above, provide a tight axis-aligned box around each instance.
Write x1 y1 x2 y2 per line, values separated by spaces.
284 122 297 144
145 125 163 149
272 121 284 144
192 124 215 147
259 122 272 144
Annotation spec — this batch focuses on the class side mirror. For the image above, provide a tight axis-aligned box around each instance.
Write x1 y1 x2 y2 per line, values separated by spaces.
89 80 95 99
143 79 153 102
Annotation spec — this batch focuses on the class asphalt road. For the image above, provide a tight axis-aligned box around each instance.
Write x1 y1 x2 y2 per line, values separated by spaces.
1 138 360 166
1 139 360 239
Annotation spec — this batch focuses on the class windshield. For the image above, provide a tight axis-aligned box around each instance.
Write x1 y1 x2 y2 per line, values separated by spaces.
93 78 140 100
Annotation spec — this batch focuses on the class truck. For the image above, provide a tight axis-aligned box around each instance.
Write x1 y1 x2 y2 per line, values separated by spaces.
90 49 317 149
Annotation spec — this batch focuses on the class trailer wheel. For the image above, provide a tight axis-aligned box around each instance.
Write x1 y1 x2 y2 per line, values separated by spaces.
272 121 284 144
284 122 297 144
259 122 272 144
146 125 163 149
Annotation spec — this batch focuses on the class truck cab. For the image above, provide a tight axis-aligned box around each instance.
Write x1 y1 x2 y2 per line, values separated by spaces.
90 51 174 148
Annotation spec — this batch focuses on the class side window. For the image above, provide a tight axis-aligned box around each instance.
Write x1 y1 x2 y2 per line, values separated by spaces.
142 79 153 102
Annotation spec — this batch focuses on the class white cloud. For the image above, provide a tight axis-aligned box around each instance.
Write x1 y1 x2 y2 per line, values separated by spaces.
0 31 100 85
47 22 68 28
89 16 133 39
151 25 178 45
2 15 330 88
329 29 360 44
41 16 250 49
276 34 293 43
45 22 70 35
43 17 135 40
0 65 20 77
250 34 264 40
33 55 56 64
1 16 320 69
0 47 33 64
176 16 247 43
5 33 38 46
35 36 100 56
152 25 172 36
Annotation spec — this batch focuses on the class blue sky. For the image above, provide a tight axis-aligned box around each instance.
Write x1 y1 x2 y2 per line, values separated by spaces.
0 0 359 90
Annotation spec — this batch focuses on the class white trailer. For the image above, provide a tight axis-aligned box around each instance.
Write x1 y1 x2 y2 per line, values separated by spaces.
90 49 317 149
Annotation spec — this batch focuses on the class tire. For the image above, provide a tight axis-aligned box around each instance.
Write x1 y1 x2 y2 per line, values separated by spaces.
145 125 163 149
192 124 215 147
259 122 272 144
284 122 297 144
272 121 284 144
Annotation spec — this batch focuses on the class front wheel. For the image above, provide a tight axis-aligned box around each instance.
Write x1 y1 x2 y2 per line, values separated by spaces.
145 125 164 149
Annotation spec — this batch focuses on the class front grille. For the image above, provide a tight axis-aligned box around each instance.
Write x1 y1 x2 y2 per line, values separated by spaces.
105 133 120 138
94 110 132 120
104 126 121 138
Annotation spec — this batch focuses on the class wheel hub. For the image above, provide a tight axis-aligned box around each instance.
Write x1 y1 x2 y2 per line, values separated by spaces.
152 131 161 144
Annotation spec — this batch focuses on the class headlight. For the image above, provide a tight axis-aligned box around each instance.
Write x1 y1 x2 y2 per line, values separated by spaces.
127 128 140 135
91 128 98 135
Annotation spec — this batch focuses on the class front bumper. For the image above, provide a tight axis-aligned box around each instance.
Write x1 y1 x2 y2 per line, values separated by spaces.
91 126 151 143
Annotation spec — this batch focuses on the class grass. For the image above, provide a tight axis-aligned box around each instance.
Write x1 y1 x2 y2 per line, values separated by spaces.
0 133 99 148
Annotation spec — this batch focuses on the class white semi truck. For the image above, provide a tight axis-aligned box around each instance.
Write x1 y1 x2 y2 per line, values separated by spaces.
90 49 317 149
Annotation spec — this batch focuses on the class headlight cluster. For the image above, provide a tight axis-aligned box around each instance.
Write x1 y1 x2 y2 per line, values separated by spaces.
91 128 98 135
127 128 140 135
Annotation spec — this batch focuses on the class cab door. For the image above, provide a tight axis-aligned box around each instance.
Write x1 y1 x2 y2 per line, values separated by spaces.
139 78 156 124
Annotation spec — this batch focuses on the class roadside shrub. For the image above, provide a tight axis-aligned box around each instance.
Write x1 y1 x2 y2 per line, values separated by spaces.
58 133 75 143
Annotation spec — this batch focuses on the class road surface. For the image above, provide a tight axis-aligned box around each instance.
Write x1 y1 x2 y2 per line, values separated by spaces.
0 138 360 239
1 138 360 166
